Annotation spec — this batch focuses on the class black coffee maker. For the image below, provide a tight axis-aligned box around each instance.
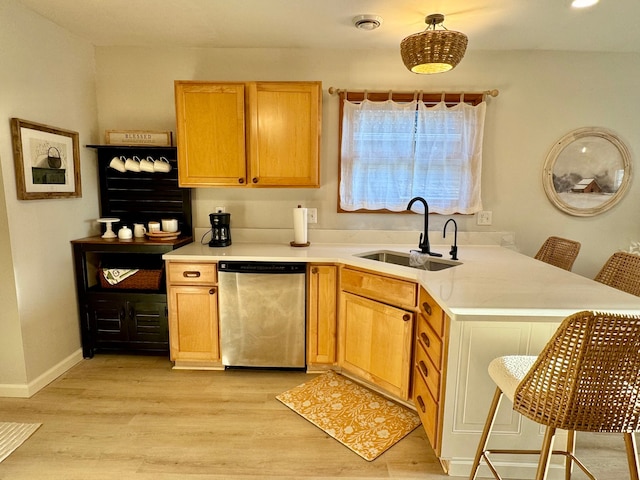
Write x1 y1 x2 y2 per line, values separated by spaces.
209 212 231 247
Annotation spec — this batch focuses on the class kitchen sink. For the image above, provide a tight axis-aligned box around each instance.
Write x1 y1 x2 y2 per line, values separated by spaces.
355 250 461 271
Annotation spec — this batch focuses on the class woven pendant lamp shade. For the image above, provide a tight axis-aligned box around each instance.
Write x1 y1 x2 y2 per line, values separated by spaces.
400 14 468 74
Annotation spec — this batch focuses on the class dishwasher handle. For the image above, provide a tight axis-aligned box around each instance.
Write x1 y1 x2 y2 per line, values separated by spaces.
218 261 306 274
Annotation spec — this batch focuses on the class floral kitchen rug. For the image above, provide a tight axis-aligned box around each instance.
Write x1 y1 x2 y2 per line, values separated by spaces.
276 370 421 461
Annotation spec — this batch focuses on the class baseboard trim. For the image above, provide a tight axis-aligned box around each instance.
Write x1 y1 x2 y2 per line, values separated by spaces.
0 349 83 398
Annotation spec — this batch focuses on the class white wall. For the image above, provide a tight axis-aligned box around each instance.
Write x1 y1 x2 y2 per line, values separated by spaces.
95 46 640 278
0 0 100 395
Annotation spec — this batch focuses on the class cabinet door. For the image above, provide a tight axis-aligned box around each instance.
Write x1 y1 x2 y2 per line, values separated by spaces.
307 264 338 366
87 298 128 344
126 299 169 346
247 82 321 187
174 81 247 186
168 285 220 361
339 292 414 399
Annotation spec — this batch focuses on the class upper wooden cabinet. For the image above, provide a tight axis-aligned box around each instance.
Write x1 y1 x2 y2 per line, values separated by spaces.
174 81 322 188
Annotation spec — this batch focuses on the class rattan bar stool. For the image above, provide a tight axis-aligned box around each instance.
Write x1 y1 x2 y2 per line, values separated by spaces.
469 310 640 480
534 236 581 271
594 251 640 296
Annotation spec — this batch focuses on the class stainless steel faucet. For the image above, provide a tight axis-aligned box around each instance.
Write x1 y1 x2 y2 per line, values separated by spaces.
406 196 442 257
443 219 458 260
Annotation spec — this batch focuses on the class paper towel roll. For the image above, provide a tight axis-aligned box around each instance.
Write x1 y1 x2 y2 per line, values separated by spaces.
293 206 307 244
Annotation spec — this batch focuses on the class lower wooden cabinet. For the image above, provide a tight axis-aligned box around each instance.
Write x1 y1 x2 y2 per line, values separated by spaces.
166 262 221 366
307 264 338 367
339 291 414 400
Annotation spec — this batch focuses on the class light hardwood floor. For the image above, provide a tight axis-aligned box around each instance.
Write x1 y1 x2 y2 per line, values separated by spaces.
0 355 633 479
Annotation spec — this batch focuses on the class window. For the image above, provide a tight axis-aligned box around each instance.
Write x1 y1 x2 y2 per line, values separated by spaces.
338 92 487 214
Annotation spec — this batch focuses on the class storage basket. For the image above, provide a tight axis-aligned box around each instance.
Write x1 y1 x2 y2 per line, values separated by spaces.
99 267 163 290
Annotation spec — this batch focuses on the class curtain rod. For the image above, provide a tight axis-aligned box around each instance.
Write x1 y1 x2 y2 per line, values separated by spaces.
327 87 499 98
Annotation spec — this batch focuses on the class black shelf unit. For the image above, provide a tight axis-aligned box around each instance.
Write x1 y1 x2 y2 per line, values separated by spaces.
72 145 193 358
87 144 192 236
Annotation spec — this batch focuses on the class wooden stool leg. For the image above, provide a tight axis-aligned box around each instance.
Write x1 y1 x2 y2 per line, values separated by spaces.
535 427 557 480
565 430 576 480
469 387 503 480
624 432 640 480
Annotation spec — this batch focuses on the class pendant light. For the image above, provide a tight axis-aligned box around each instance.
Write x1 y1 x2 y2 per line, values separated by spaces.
400 13 468 74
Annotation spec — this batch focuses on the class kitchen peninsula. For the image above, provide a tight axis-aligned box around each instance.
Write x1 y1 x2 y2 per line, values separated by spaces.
163 241 640 478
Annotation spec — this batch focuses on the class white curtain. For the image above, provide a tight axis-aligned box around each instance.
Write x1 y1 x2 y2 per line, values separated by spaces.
339 98 486 214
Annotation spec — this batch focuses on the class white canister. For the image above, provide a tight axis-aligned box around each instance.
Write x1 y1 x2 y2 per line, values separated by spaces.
161 218 178 232
148 221 161 233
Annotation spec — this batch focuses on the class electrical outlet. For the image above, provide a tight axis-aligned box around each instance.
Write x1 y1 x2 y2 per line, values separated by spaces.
307 208 317 224
215 206 225 213
477 210 493 226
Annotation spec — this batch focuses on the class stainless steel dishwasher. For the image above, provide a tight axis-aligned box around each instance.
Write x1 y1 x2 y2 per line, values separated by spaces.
217 261 306 368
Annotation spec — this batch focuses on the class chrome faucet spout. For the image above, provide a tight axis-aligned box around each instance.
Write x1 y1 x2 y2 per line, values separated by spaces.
443 218 458 260
406 196 442 257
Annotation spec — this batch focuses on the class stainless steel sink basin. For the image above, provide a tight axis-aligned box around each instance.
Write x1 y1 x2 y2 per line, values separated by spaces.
355 250 461 271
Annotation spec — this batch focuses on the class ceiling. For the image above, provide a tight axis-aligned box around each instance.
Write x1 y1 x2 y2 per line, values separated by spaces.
15 0 640 53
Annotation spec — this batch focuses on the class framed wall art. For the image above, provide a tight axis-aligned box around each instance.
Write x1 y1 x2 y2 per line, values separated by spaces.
10 118 82 200
542 127 632 217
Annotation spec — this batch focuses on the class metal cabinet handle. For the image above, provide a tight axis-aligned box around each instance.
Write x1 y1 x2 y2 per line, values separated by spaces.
416 395 426 413
311 267 319 274
183 271 201 278
422 301 432 316
252 177 258 183
419 360 429 377
238 178 245 184
402 313 411 322
420 332 431 348
209 287 216 295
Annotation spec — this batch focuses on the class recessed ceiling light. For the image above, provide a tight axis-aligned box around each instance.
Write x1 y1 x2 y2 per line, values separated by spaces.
352 15 383 31
571 0 599 8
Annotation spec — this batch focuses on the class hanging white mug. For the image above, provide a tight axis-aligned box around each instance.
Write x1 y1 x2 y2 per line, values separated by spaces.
133 223 147 238
125 155 141 172
140 156 155 173
109 155 126 172
154 157 172 173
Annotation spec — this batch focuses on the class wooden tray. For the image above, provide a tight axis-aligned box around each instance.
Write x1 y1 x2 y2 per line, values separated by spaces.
146 230 181 241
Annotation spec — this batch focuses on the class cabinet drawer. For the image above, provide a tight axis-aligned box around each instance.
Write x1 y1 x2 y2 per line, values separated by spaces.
419 287 445 336
341 267 417 309
413 370 439 449
167 262 217 285
416 313 444 369
415 338 441 398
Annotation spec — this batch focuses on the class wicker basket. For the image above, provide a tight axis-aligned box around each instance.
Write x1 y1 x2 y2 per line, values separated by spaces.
99 268 163 290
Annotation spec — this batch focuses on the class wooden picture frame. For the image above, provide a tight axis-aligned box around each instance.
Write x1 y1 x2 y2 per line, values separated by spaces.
104 130 173 146
10 118 82 200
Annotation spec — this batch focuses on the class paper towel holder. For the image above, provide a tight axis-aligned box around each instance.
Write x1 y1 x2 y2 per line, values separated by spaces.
291 204 310 247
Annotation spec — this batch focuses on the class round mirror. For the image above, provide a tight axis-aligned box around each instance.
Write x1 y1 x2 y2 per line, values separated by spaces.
542 127 632 217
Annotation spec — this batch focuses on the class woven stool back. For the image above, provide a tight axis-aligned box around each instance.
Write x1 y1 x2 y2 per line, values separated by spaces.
534 236 581 271
594 251 640 296
514 310 640 433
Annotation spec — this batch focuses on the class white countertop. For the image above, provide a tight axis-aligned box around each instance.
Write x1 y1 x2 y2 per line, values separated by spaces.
164 241 640 323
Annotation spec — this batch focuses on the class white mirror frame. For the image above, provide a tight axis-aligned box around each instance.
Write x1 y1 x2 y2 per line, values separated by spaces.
542 127 632 217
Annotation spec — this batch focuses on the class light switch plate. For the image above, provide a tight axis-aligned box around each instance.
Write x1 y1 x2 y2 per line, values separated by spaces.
307 208 317 224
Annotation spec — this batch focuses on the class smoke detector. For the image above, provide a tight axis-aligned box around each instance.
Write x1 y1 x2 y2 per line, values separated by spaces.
353 15 383 31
